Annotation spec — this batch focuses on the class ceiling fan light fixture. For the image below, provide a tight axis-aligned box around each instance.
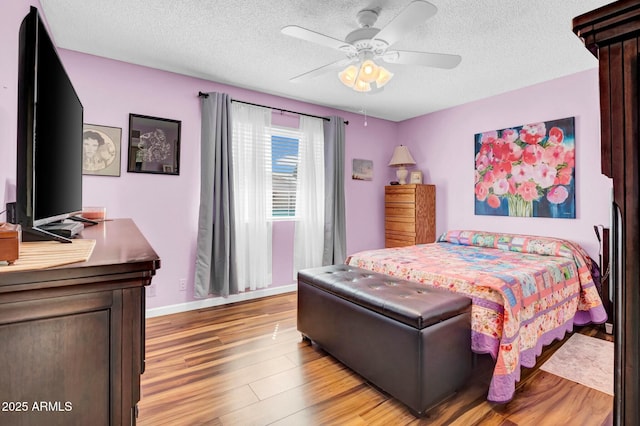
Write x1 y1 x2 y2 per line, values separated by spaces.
338 58 392 92
353 78 371 92
375 66 394 88
338 65 359 87
358 59 380 83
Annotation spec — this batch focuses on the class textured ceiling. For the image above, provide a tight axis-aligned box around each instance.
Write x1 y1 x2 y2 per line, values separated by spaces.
39 0 613 122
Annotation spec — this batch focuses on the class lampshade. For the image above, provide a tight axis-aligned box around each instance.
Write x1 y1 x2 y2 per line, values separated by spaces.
338 58 394 92
338 65 359 87
388 145 416 184
388 145 416 166
358 59 379 83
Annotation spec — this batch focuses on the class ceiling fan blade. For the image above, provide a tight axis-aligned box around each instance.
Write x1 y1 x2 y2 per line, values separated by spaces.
373 1 438 47
382 50 461 69
281 25 355 54
290 58 355 83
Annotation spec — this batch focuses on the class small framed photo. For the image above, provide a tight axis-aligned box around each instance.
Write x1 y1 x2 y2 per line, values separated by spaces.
410 171 423 184
127 113 181 175
83 124 122 177
352 158 373 181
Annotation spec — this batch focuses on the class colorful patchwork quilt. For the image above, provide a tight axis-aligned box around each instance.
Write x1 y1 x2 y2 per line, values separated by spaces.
346 230 607 403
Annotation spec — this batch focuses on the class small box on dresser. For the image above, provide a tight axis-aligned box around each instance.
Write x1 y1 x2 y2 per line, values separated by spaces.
0 223 20 265
385 184 436 248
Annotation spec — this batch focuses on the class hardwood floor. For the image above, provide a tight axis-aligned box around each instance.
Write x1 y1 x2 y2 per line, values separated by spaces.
137 292 613 425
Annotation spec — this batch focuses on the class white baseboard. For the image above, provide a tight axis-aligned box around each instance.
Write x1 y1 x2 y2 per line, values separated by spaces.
145 284 297 318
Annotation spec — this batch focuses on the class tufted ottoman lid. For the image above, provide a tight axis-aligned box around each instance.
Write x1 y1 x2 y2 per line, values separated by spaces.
298 264 471 329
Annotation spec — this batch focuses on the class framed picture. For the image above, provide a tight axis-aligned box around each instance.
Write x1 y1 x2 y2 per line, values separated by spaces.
410 171 423 184
474 116 576 218
127 113 181 175
82 124 122 176
352 158 373 181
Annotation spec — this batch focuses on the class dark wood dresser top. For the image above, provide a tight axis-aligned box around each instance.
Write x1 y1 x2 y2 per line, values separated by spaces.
0 218 161 290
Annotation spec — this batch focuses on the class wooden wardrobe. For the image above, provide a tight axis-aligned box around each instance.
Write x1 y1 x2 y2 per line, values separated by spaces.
573 2 640 425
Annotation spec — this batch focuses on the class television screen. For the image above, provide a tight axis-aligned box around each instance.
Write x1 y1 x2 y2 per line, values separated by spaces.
14 7 84 240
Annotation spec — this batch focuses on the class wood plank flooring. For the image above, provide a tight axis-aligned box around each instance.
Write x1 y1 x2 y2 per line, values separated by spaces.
137 292 613 425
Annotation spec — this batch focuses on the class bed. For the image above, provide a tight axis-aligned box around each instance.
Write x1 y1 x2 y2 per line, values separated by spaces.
345 230 608 403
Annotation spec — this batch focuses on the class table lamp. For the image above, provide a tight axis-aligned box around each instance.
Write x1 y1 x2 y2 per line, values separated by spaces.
388 145 416 184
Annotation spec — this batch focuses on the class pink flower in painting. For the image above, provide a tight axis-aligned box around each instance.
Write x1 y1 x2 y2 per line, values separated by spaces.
502 128 518 143
475 181 491 201
554 167 573 185
542 144 566 168
564 149 575 168
547 186 569 204
492 178 510 195
478 142 492 157
481 131 498 143
475 153 490 171
490 138 509 161
516 181 540 202
492 161 512 179
506 142 523 162
548 127 564 145
519 122 546 145
487 194 501 208
483 170 496 184
533 164 558 189
511 163 535 184
523 144 543 165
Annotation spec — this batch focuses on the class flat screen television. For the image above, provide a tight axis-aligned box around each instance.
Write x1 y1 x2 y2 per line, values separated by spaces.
11 6 84 242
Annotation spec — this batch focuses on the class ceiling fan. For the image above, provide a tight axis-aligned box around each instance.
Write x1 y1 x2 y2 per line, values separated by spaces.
281 0 461 92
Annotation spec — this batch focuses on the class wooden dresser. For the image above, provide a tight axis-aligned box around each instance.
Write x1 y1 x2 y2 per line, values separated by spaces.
0 219 160 426
385 184 436 248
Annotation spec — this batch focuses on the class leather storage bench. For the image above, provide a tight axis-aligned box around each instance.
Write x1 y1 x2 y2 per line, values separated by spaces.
297 264 472 416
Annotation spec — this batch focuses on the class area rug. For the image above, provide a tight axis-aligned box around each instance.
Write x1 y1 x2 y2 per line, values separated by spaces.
540 332 613 395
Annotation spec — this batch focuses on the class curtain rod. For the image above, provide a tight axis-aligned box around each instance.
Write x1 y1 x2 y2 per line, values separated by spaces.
198 92 349 125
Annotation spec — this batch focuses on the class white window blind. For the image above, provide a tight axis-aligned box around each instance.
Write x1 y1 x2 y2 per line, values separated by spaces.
271 133 299 218
233 121 322 220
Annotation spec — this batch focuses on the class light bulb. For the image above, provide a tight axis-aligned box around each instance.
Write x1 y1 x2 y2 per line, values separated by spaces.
359 60 380 83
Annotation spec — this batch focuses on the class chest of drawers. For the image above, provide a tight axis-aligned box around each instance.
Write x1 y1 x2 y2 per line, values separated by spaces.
385 184 436 248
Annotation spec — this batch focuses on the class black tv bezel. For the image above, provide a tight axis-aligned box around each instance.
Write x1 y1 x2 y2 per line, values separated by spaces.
15 6 84 237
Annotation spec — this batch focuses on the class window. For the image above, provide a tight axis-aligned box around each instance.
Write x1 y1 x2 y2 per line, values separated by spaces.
270 127 300 219
232 116 321 221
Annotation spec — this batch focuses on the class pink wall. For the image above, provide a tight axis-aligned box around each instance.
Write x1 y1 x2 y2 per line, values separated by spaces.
2 1 397 309
397 69 612 259
2 1 609 311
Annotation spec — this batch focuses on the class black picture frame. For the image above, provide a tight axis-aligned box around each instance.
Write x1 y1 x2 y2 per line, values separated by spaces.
127 113 181 175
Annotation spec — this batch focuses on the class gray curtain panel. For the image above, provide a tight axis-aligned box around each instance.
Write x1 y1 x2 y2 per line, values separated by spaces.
194 92 238 297
322 116 347 265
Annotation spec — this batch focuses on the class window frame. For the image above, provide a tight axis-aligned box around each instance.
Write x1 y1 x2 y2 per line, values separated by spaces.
268 125 302 221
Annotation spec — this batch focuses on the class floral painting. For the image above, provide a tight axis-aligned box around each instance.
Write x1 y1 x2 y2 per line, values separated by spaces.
474 117 575 218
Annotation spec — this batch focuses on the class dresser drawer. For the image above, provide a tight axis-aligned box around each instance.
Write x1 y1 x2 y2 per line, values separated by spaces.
385 233 416 248
385 191 416 203
385 205 415 218
385 220 416 234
